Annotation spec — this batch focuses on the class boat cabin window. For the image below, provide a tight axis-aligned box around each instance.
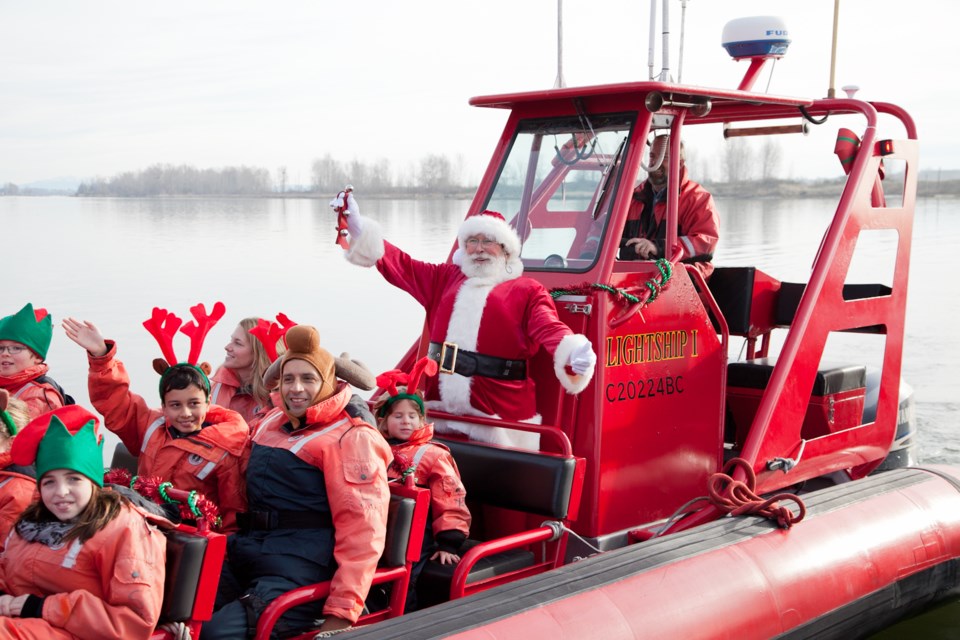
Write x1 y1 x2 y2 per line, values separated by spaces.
484 114 634 272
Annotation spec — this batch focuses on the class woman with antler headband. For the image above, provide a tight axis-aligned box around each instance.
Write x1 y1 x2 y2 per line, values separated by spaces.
372 357 471 611
61 303 249 533
0 389 35 550
209 314 293 429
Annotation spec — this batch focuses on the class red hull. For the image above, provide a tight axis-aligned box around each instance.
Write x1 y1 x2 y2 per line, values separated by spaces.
347 466 960 639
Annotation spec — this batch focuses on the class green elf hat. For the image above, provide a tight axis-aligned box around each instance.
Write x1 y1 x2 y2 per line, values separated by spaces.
0 303 53 360
11 405 105 487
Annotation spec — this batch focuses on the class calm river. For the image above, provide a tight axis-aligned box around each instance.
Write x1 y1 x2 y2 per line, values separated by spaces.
3 194 959 632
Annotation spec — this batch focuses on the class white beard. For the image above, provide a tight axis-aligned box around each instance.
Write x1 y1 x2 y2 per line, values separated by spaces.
460 252 509 282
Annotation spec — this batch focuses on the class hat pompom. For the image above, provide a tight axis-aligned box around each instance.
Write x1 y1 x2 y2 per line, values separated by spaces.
286 325 321 354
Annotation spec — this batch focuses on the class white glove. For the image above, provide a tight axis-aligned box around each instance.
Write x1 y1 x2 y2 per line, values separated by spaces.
346 210 363 237
567 342 596 375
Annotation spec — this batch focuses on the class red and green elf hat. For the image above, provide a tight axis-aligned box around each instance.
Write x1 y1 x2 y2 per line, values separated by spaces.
11 405 105 486
375 357 439 418
0 303 53 360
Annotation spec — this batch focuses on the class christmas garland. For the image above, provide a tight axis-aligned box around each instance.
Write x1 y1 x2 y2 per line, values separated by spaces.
104 468 221 528
550 258 674 306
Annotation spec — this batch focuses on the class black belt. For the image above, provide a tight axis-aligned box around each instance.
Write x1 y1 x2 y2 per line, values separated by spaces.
237 509 333 531
427 342 527 380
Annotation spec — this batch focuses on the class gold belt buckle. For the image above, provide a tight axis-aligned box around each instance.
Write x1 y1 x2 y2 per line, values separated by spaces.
438 341 459 375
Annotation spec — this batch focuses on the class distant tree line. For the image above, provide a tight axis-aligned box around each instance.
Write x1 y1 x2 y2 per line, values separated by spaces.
72 154 470 197
77 164 272 197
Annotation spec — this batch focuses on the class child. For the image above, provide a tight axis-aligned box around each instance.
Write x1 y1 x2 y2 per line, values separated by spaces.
0 389 35 549
209 314 291 430
0 405 167 640
373 357 471 608
206 325 390 639
62 303 248 533
0 303 68 418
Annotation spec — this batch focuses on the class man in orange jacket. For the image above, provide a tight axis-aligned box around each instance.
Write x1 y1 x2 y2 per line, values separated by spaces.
206 325 391 639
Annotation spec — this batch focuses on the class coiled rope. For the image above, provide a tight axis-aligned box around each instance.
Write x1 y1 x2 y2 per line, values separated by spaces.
707 458 806 529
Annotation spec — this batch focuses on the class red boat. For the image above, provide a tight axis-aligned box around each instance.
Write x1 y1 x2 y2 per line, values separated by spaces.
151 11 957 640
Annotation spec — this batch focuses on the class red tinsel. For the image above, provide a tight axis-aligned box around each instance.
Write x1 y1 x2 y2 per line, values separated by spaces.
104 468 221 528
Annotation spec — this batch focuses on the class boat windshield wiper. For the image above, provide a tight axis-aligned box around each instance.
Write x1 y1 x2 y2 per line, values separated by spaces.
592 136 627 220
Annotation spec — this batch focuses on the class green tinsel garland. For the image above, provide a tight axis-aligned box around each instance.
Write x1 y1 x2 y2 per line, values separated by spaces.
550 258 673 307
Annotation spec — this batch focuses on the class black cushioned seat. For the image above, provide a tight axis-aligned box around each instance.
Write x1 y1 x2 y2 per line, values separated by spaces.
381 493 416 568
416 439 576 607
161 531 208 622
727 357 866 395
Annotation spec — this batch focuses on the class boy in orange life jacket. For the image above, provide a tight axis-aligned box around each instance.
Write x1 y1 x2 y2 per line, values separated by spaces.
373 358 471 608
0 390 36 550
62 303 248 533
0 303 67 418
0 405 167 639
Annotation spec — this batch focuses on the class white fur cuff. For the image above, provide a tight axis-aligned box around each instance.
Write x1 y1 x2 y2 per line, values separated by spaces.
344 215 385 268
553 333 595 394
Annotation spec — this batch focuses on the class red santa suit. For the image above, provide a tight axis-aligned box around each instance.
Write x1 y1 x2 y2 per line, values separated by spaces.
346 209 595 449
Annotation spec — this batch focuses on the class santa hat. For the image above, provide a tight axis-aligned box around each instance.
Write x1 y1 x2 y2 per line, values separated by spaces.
0 303 53 360
374 357 439 419
451 210 523 267
11 406 105 486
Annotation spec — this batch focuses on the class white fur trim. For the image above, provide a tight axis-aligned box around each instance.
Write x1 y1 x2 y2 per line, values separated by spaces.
436 279 493 415
457 214 522 258
344 215 385 268
554 333 595 394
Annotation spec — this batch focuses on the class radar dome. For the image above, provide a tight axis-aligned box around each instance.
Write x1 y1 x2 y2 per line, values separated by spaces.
722 16 790 59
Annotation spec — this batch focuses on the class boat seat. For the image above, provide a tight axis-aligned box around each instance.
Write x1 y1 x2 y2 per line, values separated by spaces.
727 358 867 395
110 441 139 474
418 438 581 606
726 357 868 444
149 525 227 640
255 483 430 639
160 530 210 622
777 282 892 332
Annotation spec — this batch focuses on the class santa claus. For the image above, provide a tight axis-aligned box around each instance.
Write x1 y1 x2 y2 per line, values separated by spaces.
343 205 596 449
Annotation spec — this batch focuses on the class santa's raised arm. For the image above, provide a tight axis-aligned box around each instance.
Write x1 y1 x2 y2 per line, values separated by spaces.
343 201 596 450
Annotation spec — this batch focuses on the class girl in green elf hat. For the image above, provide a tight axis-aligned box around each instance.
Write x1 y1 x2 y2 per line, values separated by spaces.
0 303 70 419
0 405 168 640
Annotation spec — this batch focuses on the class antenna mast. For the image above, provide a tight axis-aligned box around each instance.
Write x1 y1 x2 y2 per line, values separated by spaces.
554 0 566 88
827 0 840 98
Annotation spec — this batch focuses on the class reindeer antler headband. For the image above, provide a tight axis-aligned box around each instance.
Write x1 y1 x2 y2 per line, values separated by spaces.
143 302 226 397
248 312 296 362
375 357 439 418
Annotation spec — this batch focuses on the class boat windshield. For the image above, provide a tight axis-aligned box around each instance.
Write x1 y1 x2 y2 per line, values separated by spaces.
483 113 634 272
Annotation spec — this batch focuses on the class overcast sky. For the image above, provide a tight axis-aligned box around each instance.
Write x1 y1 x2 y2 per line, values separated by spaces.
1 0 951 187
